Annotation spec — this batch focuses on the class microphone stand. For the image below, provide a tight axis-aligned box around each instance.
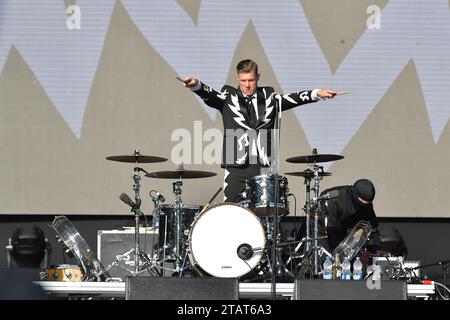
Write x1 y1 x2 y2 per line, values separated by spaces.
270 95 282 300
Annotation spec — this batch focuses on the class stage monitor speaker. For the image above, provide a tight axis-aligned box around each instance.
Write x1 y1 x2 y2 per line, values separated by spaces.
294 279 407 300
125 276 239 300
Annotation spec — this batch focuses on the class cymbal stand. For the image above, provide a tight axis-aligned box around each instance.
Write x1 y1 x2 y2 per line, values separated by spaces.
304 174 312 253
310 163 323 275
300 163 327 276
115 165 155 277
132 165 144 275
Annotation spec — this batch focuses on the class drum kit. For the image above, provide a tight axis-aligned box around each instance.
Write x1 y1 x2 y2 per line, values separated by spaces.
103 148 346 281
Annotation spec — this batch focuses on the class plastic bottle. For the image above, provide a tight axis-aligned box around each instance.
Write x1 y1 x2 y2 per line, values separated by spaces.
323 256 333 280
352 256 363 280
341 257 352 280
332 254 342 280
152 215 160 228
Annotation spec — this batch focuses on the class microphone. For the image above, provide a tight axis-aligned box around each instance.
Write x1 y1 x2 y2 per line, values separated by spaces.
120 193 145 216
149 190 165 203
237 243 254 260
314 190 339 201
156 192 165 203
119 193 136 208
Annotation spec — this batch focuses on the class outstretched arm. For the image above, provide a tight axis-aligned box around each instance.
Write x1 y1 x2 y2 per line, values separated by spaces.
177 76 227 111
278 88 338 111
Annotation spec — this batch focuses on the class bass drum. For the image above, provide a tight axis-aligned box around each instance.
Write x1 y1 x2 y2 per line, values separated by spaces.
188 203 266 278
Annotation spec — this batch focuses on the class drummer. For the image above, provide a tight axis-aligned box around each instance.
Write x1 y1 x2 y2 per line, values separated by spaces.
179 59 337 202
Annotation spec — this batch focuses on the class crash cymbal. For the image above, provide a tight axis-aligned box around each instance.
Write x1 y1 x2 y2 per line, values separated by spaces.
106 150 167 163
285 169 332 178
286 154 344 163
145 165 216 179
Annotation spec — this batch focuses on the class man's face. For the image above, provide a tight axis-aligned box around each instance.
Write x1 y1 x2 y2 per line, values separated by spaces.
238 71 259 96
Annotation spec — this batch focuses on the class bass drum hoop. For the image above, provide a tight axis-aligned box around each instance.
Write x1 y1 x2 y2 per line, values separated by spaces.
188 203 266 278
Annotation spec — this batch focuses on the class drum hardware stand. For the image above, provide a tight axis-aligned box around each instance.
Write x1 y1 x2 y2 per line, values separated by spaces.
172 180 184 273
118 164 156 276
300 158 329 276
132 165 146 275
285 151 342 278
106 150 169 277
285 235 329 264
242 239 297 282
100 248 158 277
267 234 296 281
257 216 294 281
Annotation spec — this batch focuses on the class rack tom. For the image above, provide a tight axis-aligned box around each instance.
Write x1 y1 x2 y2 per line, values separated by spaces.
240 174 289 216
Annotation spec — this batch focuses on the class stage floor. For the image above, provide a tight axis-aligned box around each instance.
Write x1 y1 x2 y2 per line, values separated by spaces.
35 281 435 299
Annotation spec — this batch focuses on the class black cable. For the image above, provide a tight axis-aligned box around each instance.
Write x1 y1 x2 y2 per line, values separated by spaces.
237 247 271 271
292 193 297 219
287 193 298 239
242 259 253 271
289 194 300 274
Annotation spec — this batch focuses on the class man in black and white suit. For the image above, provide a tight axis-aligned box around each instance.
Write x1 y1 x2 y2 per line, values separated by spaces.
179 59 337 202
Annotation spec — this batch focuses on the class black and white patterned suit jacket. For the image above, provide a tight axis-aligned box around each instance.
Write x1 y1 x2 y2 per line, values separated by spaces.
192 82 318 168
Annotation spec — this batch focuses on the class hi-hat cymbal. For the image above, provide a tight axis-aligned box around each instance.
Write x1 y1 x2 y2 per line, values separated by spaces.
145 165 217 179
285 169 332 178
286 154 344 163
106 150 167 163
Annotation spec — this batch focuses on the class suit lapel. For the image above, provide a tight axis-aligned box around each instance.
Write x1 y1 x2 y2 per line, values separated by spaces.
255 87 275 129
255 89 265 128
235 88 252 128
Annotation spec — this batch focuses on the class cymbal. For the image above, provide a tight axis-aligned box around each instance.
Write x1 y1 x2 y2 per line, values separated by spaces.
145 165 217 179
106 150 167 163
285 169 332 178
286 154 344 163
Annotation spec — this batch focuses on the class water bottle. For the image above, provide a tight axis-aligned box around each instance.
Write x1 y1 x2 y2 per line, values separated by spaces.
332 254 342 280
353 256 363 280
323 256 333 280
341 257 352 280
152 215 160 228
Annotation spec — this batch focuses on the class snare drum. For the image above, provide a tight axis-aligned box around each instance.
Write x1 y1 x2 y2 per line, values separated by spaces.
241 174 289 216
188 203 266 278
47 264 83 282
158 203 202 260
